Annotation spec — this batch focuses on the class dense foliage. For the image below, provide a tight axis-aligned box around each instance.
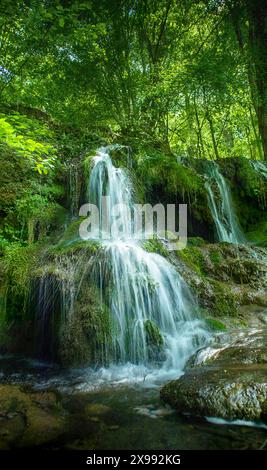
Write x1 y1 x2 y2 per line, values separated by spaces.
0 0 266 159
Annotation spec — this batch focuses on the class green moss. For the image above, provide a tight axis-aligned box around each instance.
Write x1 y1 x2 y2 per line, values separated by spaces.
209 249 222 264
142 238 169 258
136 149 204 197
52 219 100 255
53 238 100 256
210 279 238 317
83 152 95 174
236 158 266 203
246 221 267 247
228 158 267 233
59 285 112 367
58 219 82 242
187 237 206 247
109 144 132 168
205 318 227 331
2 243 40 320
176 246 205 276
144 320 164 347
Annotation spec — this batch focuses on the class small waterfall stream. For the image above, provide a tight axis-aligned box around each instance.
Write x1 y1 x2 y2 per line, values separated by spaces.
249 160 267 180
87 147 209 373
205 162 245 244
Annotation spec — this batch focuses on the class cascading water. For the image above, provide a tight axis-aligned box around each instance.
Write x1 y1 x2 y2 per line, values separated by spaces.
249 160 267 180
205 162 245 244
87 147 209 373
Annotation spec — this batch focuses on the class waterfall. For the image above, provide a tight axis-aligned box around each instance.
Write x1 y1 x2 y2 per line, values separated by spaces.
87 147 209 371
205 163 245 244
249 160 267 180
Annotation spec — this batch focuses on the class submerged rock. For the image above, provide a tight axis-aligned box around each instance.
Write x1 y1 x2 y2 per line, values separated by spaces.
0 385 66 449
85 403 111 417
161 329 267 422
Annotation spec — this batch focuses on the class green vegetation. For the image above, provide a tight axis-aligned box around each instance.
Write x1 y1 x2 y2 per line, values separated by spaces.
0 0 266 365
176 246 206 276
0 1 266 159
144 320 164 348
59 285 112 367
0 112 57 174
205 318 227 331
142 238 169 258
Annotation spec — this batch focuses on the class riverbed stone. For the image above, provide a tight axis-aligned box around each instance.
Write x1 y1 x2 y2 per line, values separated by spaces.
161 330 267 421
85 403 111 417
161 365 267 421
0 385 67 448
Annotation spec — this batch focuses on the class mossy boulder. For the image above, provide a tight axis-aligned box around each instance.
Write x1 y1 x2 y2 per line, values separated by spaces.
161 329 267 421
161 365 267 421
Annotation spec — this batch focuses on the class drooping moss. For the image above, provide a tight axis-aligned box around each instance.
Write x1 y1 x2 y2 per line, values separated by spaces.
144 319 164 362
108 144 132 168
1 243 40 320
235 158 267 207
0 242 46 355
226 158 267 235
144 319 164 347
59 285 112 367
83 151 97 181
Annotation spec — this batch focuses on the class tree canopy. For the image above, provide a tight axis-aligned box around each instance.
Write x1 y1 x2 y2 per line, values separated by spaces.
0 0 266 159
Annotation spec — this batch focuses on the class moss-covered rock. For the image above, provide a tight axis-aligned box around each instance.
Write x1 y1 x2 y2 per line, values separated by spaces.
142 238 169 258
161 365 267 422
173 242 267 318
144 319 164 361
59 285 111 367
135 149 214 241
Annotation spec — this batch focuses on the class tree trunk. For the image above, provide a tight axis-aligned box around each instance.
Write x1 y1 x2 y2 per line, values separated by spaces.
206 110 220 160
246 0 267 160
231 0 267 159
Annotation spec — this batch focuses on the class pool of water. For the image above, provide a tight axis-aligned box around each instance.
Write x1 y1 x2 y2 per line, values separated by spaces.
0 355 266 450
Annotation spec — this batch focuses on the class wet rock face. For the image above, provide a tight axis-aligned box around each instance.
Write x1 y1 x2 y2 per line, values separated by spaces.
161 330 267 422
191 330 267 366
174 242 267 318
